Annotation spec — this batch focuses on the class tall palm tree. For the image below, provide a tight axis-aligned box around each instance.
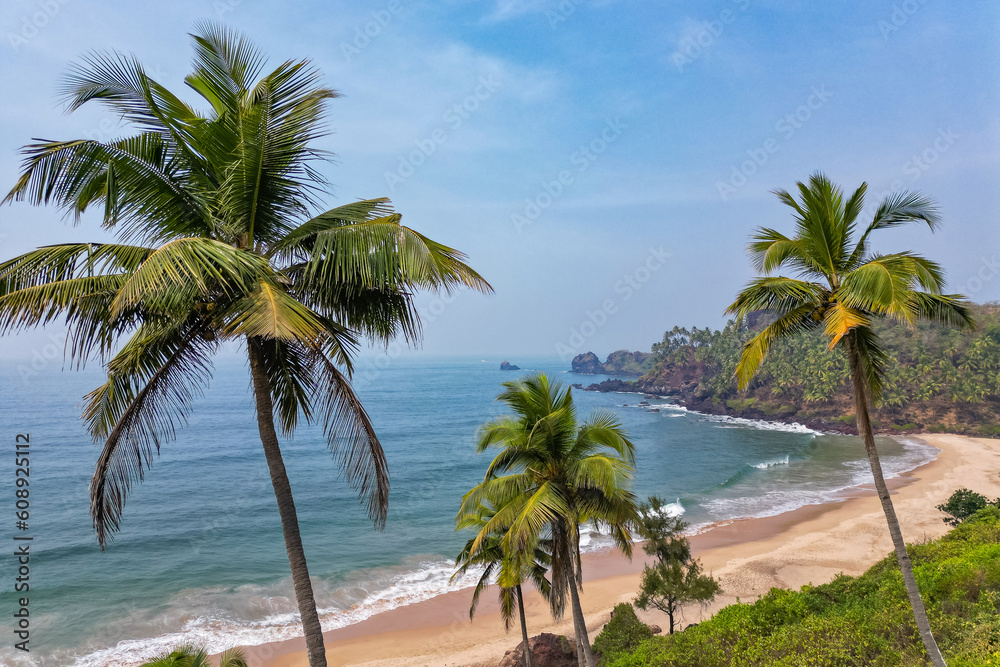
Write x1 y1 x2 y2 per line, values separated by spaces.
0 25 490 667
727 172 974 667
453 499 555 667
459 374 639 667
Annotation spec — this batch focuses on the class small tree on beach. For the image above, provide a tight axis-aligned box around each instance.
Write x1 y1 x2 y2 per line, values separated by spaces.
454 499 555 667
727 172 974 667
0 25 490 667
633 496 719 633
459 374 640 667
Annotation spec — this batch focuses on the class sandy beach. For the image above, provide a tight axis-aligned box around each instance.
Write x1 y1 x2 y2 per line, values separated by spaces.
245 433 1000 667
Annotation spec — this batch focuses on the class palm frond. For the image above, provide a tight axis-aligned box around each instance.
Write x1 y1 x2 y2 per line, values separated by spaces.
86 318 216 547
823 301 871 348
111 238 267 316
220 280 325 342
311 350 389 529
847 191 940 269
725 276 825 324
911 292 976 330
734 305 819 389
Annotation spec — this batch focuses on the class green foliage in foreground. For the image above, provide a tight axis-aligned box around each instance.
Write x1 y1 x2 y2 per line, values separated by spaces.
141 646 246 667
599 508 1000 667
593 603 654 663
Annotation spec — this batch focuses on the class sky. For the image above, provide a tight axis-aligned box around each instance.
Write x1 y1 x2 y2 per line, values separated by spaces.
0 0 998 364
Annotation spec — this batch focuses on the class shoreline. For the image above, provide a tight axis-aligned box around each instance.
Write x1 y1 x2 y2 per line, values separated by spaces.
244 433 1000 667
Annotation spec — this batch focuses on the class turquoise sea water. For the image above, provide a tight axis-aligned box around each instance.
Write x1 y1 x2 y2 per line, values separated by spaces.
0 355 937 666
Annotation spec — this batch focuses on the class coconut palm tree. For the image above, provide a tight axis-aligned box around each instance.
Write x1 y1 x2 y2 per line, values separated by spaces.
727 172 974 667
142 646 246 667
459 374 639 667
453 499 555 667
0 24 490 667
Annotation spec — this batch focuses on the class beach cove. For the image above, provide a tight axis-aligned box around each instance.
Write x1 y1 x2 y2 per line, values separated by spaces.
253 433 1000 667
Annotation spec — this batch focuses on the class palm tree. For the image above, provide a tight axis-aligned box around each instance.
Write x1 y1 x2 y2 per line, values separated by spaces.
0 25 490 667
453 498 555 667
141 646 246 667
459 374 639 667
727 172 974 667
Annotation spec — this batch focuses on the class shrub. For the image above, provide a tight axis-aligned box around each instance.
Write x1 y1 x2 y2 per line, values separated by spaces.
937 489 1000 526
592 603 654 664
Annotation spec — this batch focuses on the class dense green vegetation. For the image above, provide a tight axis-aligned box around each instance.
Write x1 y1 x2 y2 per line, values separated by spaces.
636 303 1000 434
593 603 655 662
596 508 1000 667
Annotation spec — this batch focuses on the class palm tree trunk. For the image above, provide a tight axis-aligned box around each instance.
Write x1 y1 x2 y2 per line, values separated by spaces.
846 337 946 667
516 584 532 667
248 338 328 667
565 555 596 667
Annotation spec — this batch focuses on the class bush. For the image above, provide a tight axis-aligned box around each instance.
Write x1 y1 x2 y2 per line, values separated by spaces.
726 397 757 411
937 489 1000 526
592 603 654 664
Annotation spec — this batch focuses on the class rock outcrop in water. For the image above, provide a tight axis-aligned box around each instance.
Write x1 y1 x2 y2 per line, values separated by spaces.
499 361 520 371
571 350 652 376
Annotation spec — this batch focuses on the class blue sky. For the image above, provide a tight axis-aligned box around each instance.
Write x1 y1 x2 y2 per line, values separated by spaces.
1 0 997 363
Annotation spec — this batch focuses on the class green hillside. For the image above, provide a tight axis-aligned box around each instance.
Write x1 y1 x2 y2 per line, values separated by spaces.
578 303 1000 436
595 508 1000 666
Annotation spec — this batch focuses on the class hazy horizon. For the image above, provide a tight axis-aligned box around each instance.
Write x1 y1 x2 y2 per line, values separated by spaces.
1 0 997 363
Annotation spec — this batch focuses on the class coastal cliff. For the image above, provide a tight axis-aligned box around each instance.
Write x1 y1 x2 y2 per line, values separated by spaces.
573 306 1000 437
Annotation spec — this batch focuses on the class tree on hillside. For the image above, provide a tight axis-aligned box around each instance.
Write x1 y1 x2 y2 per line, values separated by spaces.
459 374 639 667
727 172 974 667
0 25 491 667
633 496 720 634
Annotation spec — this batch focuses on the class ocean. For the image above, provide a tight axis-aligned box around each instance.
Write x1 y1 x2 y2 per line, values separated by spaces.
0 354 938 666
